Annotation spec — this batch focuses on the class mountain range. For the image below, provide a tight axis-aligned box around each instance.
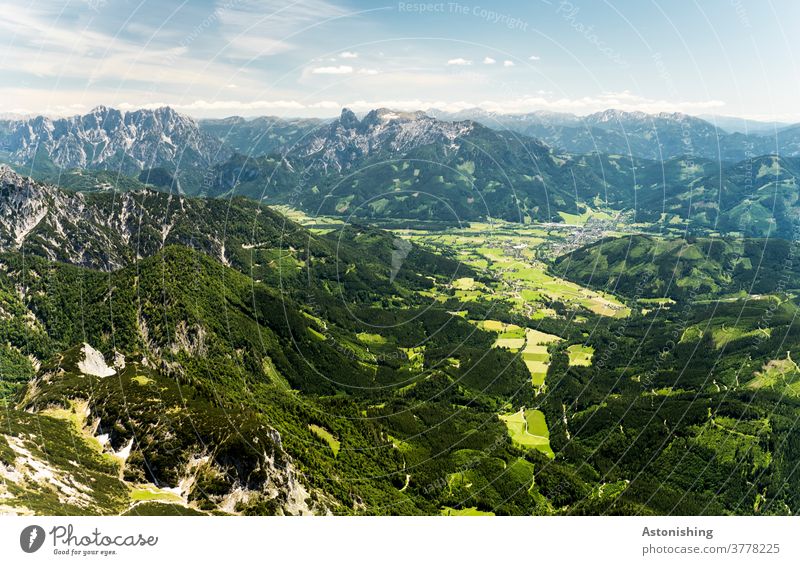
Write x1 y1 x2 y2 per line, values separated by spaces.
430 108 800 161
2 106 799 237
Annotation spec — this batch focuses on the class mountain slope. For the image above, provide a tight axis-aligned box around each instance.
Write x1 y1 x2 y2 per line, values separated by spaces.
0 237 532 515
552 234 800 299
199 115 323 158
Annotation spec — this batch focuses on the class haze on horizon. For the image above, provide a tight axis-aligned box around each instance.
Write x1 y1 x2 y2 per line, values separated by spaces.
1 0 798 123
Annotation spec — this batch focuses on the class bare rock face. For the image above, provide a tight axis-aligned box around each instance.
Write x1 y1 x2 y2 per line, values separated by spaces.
0 164 264 271
297 107 475 172
0 106 226 175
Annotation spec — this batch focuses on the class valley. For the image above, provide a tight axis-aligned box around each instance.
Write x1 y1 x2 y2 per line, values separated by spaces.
1 105 800 517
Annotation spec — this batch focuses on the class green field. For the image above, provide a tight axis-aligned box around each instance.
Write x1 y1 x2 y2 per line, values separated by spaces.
523 329 562 386
357 332 388 345
441 506 495 516
471 320 528 352
129 486 184 503
499 409 554 458
567 344 594 367
746 354 800 396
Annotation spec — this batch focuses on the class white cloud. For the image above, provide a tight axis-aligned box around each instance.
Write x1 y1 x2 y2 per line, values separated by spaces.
308 65 377 76
217 0 346 59
447 58 472 66
483 57 496 65
311 65 354 74
503 60 515 67
0 3 248 92
340 51 359 59
328 92 728 117
115 92 726 118
124 99 309 111
0 82 731 120
529 55 541 61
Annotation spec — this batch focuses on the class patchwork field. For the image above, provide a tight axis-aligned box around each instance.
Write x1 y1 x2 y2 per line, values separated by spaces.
476 322 561 386
402 223 630 322
523 329 562 387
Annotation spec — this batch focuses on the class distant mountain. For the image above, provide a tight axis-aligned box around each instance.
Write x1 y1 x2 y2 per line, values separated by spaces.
201 109 800 236
0 106 226 178
293 108 476 172
698 114 794 135
198 115 323 158
432 108 800 161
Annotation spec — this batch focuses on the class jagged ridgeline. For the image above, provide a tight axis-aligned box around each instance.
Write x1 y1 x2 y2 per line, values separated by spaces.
4 106 800 236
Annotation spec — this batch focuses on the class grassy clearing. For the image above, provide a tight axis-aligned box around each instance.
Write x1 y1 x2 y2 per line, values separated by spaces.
499 409 554 459
122 502 206 516
452 277 476 290
309 424 341 456
526 329 562 345
712 325 769 348
357 332 388 345
558 207 613 225
130 485 183 503
495 337 526 350
131 374 154 386
387 435 413 453
441 506 495 516
471 320 528 352
567 344 594 367
639 297 676 305
746 353 800 395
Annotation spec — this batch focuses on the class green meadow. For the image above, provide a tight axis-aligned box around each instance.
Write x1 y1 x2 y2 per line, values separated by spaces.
499 409 554 459
567 344 594 367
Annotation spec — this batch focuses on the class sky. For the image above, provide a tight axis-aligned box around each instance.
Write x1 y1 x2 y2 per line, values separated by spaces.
2 0 799 121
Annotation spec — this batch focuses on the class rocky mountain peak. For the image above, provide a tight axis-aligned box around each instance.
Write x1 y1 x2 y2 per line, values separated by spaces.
297 107 474 172
338 108 359 129
0 164 40 195
0 163 22 183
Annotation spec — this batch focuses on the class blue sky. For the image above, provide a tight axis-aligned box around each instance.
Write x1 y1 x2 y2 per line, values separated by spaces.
2 0 799 120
